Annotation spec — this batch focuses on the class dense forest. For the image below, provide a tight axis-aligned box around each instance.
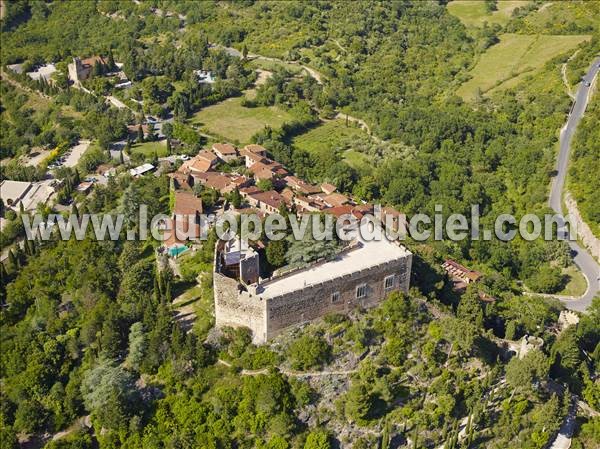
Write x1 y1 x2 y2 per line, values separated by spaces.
1 1 599 448
569 94 600 237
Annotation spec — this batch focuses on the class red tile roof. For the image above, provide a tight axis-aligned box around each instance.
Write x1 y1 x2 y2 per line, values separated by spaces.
442 259 482 283
248 190 285 210
212 143 237 155
284 175 321 195
323 205 365 219
240 186 262 197
197 150 218 164
321 192 350 208
320 183 337 194
243 144 267 155
173 191 203 216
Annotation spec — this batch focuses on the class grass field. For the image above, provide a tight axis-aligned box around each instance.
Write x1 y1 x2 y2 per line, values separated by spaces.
191 96 293 144
291 119 374 170
457 33 590 100
557 265 587 297
447 0 531 28
343 149 373 172
130 140 168 157
512 1 600 34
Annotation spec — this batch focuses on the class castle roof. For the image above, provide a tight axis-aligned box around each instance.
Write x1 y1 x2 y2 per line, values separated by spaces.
257 225 411 299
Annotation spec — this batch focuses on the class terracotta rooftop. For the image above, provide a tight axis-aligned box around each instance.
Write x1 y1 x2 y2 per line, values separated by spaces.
321 192 350 208
320 183 337 194
248 190 285 210
240 186 262 196
243 144 267 155
442 259 482 282
284 175 321 194
173 191 203 216
212 143 237 155
169 172 192 190
249 160 288 180
81 55 107 67
164 217 201 248
197 150 218 163
187 155 214 173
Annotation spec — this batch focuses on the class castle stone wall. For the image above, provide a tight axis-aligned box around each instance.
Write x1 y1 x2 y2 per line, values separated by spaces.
265 254 411 340
214 248 412 344
214 272 267 343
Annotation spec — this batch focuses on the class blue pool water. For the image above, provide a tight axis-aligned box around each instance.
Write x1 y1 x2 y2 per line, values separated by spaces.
168 245 188 257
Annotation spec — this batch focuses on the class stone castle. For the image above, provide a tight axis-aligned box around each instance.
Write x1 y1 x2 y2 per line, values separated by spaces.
214 231 412 344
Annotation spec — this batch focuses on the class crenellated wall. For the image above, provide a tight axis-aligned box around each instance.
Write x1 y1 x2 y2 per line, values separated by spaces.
265 255 412 340
214 248 412 343
214 271 267 343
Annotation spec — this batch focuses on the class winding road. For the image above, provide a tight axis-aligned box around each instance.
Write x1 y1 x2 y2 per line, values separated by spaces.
549 57 600 312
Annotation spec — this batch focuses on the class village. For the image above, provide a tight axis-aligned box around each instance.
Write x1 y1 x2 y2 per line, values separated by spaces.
2 50 494 343
2 2 600 449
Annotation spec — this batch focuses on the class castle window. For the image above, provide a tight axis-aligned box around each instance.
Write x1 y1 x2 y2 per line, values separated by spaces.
331 291 340 303
356 284 367 299
384 275 395 290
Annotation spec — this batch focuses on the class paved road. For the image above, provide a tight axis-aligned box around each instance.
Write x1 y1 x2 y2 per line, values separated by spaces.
548 399 578 449
549 57 600 312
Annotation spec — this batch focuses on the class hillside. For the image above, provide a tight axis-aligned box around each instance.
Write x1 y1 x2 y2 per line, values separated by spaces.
1 2 599 449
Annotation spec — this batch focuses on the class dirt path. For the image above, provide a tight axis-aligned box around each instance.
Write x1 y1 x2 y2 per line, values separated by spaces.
334 112 384 143
561 50 581 100
211 43 388 141
217 358 358 378
172 289 198 331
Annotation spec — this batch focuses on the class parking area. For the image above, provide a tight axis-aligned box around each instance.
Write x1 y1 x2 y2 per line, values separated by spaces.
63 140 91 168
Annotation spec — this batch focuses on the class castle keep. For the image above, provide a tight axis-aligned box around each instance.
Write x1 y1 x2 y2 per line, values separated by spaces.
214 233 412 344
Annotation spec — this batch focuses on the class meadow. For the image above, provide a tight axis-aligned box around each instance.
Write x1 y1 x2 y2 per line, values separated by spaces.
191 96 293 144
447 0 531 28
457 33 590 100
291 119 373 169
130 140 169 158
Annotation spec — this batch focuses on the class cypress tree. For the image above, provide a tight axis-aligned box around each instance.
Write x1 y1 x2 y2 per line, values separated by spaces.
165 280 172 303
153 274 160 304
8 249 18 270
25 238 34 257
107 48 116 71
0 263 8 303
381 419 391 449
412 424 418 449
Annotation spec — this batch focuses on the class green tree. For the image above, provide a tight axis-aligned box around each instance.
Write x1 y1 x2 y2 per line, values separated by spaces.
81 362 139 430
137 124 144 143
505 320 518 340
287 334 330 370
506 350 550 392
304 430 331 449
266 239 287 269
257 178 273 192
345 382 373 423
551 326 581 378
457 288 484 329
126 322 146 371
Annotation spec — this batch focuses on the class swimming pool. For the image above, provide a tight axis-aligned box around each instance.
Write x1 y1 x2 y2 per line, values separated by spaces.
167 245 188 257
